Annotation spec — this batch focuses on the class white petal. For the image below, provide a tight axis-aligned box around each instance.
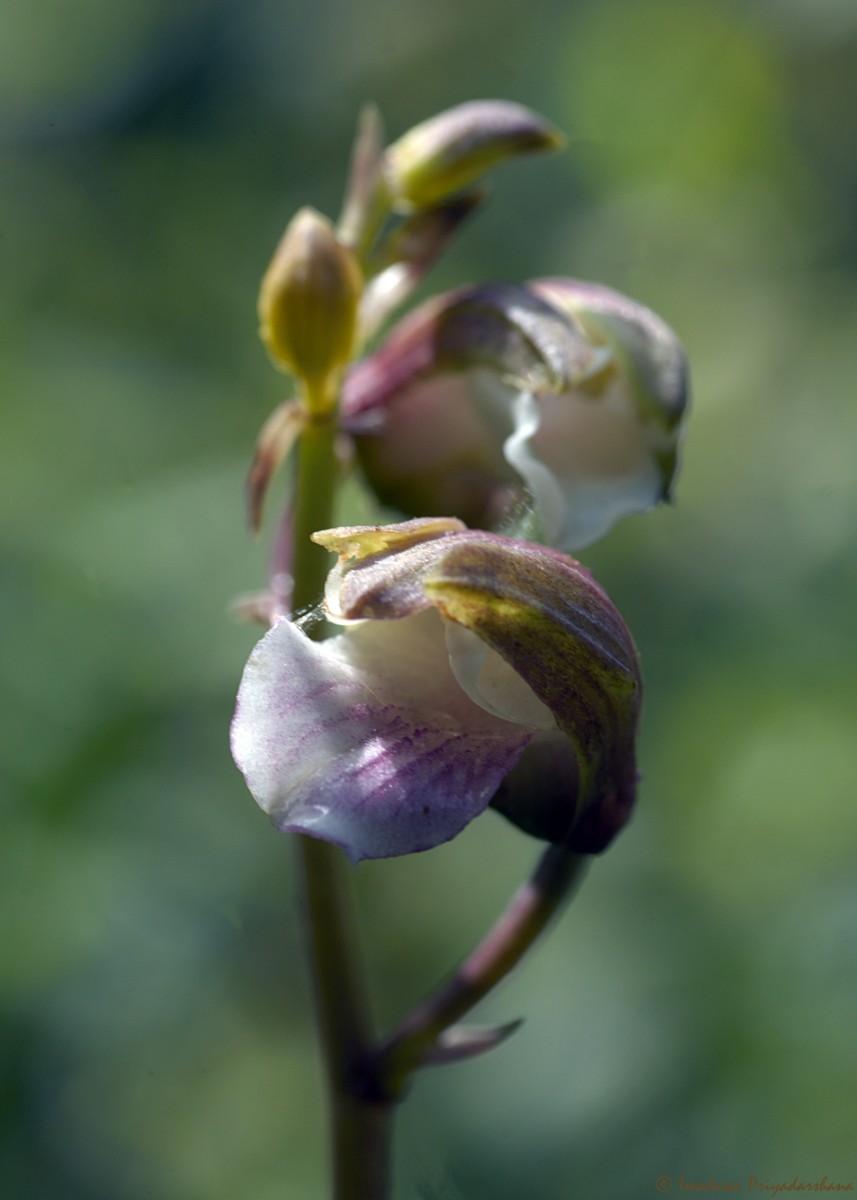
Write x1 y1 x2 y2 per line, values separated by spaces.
503 382 672 551
231 610 532 862
444 620 556 730
503 390 567 546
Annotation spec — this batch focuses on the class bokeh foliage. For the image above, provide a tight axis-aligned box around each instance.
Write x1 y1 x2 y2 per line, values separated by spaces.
2 0 856 1196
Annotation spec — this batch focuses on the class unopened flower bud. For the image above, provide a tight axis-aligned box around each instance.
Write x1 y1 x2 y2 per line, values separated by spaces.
258 207 362 411
384 101 564 211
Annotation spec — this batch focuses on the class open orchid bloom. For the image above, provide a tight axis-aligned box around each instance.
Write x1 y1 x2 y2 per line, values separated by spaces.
343 279 689 552
231 518 641 863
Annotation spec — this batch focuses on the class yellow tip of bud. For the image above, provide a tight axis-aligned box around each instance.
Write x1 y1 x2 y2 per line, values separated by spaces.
258 208 363 412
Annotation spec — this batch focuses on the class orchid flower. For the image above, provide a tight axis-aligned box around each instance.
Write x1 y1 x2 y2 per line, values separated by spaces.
231 517 641 863
343 278 689 552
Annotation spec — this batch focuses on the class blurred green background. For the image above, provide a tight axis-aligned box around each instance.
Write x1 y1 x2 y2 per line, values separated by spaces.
2 0 856 1196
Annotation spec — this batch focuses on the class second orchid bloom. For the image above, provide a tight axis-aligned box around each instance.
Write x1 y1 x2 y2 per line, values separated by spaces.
344 278 689 552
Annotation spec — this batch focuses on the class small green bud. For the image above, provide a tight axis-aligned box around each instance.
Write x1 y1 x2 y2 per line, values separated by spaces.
383 100 564 210
258 207 363 411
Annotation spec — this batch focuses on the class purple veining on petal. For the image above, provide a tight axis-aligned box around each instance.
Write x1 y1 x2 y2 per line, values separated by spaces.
231 610 533 862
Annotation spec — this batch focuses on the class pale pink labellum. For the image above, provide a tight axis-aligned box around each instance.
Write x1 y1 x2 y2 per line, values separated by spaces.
231 608 533 862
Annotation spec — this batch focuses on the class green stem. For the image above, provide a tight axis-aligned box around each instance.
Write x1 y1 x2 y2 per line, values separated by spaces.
290 413 393 1199
297 836 392 1200
290 413 339 617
